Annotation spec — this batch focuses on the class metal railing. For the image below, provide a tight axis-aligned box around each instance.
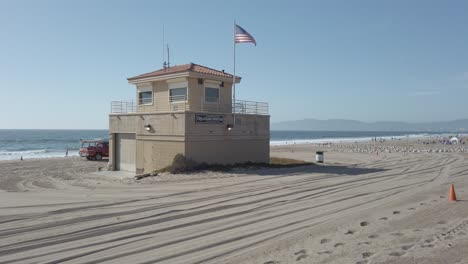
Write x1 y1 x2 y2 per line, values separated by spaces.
169 95 187 103
139 97 152 105
111 100 136 113
111 98 268 115
233 100 269 115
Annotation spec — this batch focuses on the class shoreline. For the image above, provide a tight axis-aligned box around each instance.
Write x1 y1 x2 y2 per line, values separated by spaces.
270 132 463 146
2 132 465 161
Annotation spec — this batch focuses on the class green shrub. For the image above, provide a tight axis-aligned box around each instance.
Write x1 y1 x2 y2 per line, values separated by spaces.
158 155 313 174
166 154 197 174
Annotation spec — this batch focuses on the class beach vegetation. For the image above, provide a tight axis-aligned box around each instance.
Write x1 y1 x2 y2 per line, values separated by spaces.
157 154 314 174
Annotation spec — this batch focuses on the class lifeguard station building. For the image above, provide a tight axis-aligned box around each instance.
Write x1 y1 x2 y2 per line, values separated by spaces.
109 63 270 173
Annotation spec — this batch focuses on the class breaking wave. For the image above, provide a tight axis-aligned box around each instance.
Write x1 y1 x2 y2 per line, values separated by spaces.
0 149 80 160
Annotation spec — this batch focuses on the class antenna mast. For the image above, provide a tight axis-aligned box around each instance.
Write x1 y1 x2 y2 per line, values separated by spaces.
162 24 167 68
167 44 170 67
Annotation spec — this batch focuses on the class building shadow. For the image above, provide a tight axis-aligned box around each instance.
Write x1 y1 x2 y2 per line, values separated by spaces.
233 164 386 177
83 157 109 163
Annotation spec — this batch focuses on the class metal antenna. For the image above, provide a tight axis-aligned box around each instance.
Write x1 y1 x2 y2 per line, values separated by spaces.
162 24 166 68
167 44 170 67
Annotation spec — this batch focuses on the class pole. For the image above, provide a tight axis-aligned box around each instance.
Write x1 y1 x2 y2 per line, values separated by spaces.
233 20 236 126
167 44 170 67
162 24 165 67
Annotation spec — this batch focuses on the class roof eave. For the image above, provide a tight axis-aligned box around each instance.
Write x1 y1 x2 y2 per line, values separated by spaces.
127 72 190 84
128 71 241 85
188 72 241 83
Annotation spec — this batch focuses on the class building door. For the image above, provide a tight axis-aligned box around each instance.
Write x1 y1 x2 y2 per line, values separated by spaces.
115 133 136 172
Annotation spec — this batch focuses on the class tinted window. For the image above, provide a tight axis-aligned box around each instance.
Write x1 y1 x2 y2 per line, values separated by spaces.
139 91 153 105
205 87 219 102
170 87 187 102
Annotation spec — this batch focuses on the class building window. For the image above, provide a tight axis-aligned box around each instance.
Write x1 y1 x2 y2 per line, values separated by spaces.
205 87 219 102
139 91 153 105
169 87 187 102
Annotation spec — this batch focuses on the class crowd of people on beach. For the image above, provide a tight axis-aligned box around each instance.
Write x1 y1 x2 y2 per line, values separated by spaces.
314 136 467 154
328 144 467 154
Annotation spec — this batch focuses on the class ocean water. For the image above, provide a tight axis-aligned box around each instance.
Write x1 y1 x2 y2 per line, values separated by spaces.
0 129 449 160
0 130 108 160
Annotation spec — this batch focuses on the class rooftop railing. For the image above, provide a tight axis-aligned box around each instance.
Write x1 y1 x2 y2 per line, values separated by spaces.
111 98 268 115
233 100 269 115
111 100 136 113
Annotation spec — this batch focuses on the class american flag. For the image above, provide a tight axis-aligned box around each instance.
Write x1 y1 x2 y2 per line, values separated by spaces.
235 24 256 46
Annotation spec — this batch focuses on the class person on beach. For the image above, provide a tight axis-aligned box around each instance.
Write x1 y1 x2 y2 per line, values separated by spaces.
65 149 68 157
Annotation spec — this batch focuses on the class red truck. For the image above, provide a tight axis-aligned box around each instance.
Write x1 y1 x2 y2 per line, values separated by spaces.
79 140 109 161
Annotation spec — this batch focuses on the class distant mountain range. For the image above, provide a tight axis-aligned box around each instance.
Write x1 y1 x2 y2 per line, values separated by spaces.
271 118 468 132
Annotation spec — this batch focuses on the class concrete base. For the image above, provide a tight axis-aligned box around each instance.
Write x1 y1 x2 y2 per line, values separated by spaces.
89 171 135 179
109 111 270 173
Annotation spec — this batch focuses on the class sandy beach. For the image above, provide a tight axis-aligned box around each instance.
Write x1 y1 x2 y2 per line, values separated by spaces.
1 138 468 264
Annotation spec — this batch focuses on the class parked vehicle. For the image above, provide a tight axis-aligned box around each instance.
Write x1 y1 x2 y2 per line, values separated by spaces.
79 140 109 161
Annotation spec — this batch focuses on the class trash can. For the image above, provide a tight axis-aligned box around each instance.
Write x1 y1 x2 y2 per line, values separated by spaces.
316 151 324 163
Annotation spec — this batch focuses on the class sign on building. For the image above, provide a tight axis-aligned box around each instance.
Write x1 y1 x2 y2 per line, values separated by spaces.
195 114 224 124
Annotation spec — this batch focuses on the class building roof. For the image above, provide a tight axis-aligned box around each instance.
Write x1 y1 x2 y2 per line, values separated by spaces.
127 63 240 82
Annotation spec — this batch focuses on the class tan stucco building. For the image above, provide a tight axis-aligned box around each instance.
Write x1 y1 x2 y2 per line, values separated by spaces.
109 63 270 173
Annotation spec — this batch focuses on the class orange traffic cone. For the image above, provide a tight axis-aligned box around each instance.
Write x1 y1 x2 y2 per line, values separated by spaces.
448 183 457 202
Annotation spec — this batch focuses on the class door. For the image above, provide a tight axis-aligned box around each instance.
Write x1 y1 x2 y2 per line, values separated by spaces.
115 133 136 172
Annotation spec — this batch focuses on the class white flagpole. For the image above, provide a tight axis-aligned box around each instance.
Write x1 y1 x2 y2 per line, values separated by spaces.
233 20 236 126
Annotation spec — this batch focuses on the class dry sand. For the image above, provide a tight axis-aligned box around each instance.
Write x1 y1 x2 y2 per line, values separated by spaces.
1 139 468 264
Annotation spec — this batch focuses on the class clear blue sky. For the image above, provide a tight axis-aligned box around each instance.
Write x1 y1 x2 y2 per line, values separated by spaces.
1 0 468 129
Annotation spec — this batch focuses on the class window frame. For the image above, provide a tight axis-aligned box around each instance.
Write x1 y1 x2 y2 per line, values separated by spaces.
169 87 188 103
138 91 153 105
204 87 220 103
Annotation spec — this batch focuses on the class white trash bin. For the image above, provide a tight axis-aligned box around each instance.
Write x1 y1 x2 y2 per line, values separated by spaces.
316 151 324 163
